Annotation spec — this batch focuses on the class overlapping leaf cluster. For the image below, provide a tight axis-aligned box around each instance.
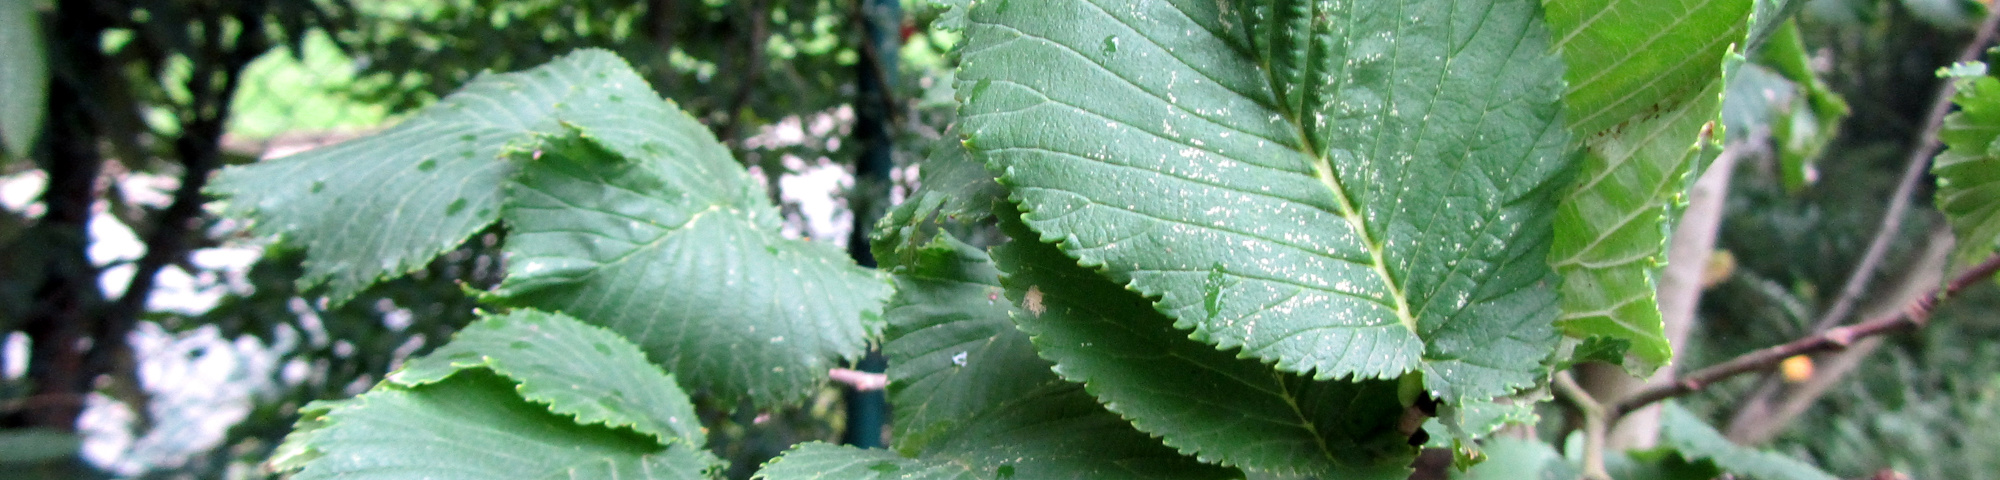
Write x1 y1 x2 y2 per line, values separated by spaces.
218 0 1862 477
215 50 890 478
767 0 1753 476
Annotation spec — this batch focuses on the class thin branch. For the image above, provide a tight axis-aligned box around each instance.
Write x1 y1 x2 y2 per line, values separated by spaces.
1616 252 2000 418
828 368 887 391
1724 9 2000 436
1554 372 1612 480
1808 7 2000 335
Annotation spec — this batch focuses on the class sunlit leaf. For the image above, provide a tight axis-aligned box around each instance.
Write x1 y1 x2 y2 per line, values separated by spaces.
1544 0 1750 371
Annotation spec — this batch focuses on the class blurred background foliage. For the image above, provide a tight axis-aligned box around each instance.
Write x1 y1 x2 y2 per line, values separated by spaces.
1 0 1999 479
0 0 954 477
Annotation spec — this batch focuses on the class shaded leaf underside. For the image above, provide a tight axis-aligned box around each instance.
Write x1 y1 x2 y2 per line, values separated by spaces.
761 223 1236 479
1543 0 1750 371
764 218 1233 479
992 208 1412 476
959 0 1568 400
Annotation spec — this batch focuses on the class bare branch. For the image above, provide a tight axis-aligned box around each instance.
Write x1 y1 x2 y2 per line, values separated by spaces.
829 368 888 391
1555 372 1612 480
1724 8 2000 436
1615 252 2000 418
1808 6 2000 335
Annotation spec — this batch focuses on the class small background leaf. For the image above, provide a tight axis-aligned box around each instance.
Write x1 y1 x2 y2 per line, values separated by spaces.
0 0 47 161
1936 71 2000 269
1658 403 1838 480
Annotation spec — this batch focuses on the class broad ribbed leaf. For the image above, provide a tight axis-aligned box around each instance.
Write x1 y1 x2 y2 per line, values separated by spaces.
1544 0 1749 371
960 0 1569 399
0 0 46 160
990 209 1411 476
1936 70 2000 269
866 225 1234 478
388 309 704 446
212 49 748 303
1545 0 1749 136
271 370 720 480
880 233 1052 452
492 133 889 407
1658 403 1837 480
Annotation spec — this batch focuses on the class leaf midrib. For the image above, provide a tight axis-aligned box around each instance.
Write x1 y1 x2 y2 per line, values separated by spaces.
1249 3 1419 336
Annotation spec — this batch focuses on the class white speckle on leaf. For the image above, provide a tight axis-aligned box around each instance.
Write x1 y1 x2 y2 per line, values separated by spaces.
951 351 968 366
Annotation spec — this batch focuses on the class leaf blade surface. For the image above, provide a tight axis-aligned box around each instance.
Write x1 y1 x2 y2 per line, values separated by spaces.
959 0 1570 399
493 133 889 407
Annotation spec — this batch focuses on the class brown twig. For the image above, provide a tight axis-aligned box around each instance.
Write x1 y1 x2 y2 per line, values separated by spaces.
1724 7 2000 436
1809 5 2000 336
1554 372 1612 480
1615 252 2000 418
828 368 888 391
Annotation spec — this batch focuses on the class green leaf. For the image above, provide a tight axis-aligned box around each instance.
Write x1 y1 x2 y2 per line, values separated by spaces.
1448 436 1571 480
0 429 78 465
0 0 46 160
1936 72 2000 269
990 207 1412 476
879 233 1051 453
1743 0 1809 56
272 370 721 480
387 309 704 446
755 443 975 480
842 225 1233 478
758 380 1241 480
1544 0 1749 371
1420 397 1541 450
212 49 749 303
960 0 1568 400
1658 403 1837 480
915 127 1006 222
1730 21 1848 193
1545 0 1750 137
1603 449 1724 480
491 132 889 407
271 311 718 479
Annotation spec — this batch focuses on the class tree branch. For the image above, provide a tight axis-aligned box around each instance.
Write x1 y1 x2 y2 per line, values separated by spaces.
1615 252 2000 418
1808 5 2000 336
1724 7 2000 436
828 368 887 391
1555 372 1612 480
